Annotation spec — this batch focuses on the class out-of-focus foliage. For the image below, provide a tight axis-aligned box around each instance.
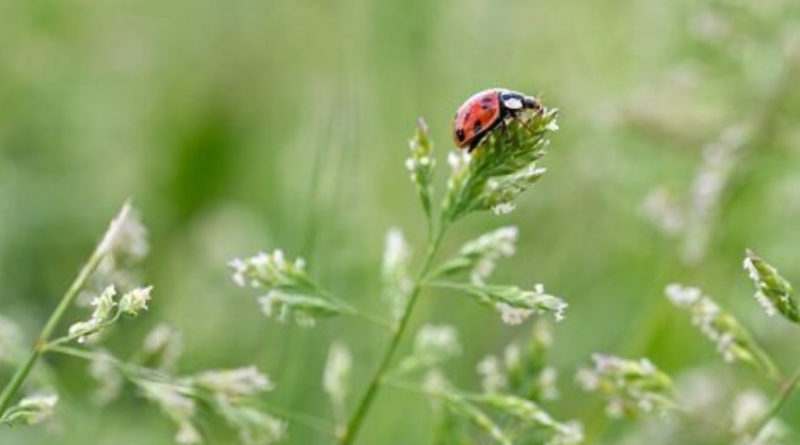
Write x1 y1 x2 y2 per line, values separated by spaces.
1 0 799 443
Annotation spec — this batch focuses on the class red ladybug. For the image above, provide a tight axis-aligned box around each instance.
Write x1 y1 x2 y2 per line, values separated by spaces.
453 88 542 151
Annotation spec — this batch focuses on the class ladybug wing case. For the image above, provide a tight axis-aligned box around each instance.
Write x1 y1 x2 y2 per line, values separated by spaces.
453 90 502 149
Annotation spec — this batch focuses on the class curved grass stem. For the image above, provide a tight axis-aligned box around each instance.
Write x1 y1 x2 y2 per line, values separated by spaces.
0 244 106 416
338 224 447 445
748 368 800 441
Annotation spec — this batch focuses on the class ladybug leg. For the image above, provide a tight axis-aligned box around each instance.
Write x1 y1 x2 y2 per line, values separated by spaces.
468 137 481 153
500 119 509 139
525 104 547 133
518 111 537 138
521 119 534 136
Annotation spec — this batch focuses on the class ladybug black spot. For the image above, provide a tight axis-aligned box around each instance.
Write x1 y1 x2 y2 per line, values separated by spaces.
456 129 465 141
473 120 483 133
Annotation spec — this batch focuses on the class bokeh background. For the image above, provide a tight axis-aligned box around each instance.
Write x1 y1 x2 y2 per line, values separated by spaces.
1 0 799 444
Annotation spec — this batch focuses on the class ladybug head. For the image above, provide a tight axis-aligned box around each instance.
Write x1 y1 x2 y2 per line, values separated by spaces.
500 90 542 112
521 95 542 111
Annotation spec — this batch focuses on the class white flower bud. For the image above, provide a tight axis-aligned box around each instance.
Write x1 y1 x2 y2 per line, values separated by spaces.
0 394 58 426
119 286 153 316
90 285 118 322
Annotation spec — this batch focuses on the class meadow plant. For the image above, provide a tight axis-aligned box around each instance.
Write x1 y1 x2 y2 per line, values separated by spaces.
665 283 779 378
578 265 800 442
576 354 676 419
230 103 576 444
0 203 284 444
659 251 800 443
743 250 799 324
611 2 800 441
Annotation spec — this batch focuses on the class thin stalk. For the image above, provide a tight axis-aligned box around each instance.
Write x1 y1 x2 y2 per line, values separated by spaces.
45 345 113 363
48 344 174 390
264 404 336 437
325 292 394 332
382 378 429 397
743 332 783 384
45 311 124 350
350 311 395 332
748 368 800 441
0 245 106 416
44 345 160 382
338 224 447 445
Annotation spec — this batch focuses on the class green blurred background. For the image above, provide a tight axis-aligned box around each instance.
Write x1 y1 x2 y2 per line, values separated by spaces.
1 0 799 443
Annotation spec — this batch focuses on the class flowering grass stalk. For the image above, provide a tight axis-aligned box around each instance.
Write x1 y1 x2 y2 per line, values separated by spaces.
656 253 800 443
665 284 780 381
1 203 287 444
739 251 800 441
743 250 799 324
230 250 392 329
622 14 800 438
576 354 676 419
338 106 562 445
0 202 145 418
337 220 447 445
229 101 565 444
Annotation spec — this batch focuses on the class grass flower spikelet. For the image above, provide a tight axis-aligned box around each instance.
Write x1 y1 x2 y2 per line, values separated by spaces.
577 354 676 418
665 284 780 378
743 250 799 323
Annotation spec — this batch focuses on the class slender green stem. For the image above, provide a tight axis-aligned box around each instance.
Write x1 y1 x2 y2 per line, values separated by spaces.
0 352 40 417
45 345 158 382
0 245 106 416
425 280 472 291
351 311 395 332
746 334 783 384
383 376 486 403
45 311 124 350
45 345 111 362
381 377 430 397
748 368 800 441
264 404 336 437
338 225 447 445
326 293 394 332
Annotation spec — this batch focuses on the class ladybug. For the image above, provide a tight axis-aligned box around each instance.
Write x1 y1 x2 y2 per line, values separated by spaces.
452 88 542 152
